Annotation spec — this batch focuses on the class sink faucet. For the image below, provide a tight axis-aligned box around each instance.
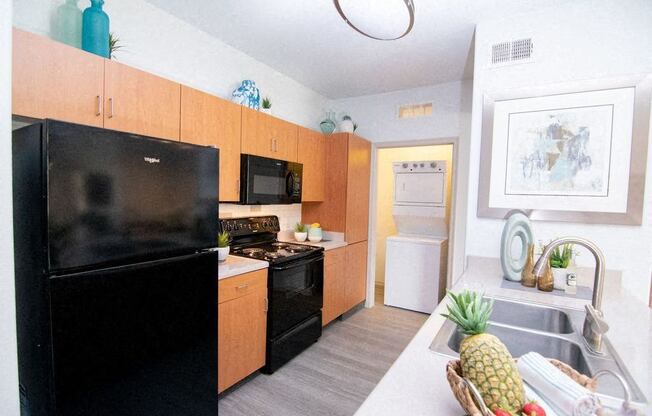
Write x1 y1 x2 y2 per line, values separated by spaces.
532 237 608 354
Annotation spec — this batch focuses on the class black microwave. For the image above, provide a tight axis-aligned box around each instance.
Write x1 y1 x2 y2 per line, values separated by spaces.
240 154 303 204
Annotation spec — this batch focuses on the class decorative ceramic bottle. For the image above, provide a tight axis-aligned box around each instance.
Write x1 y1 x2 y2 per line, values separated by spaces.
54 0 82 48
82 0 109 58
521 244 536 287
537 262 554 292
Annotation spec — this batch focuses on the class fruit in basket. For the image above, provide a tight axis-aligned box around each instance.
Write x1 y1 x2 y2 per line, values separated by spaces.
442 290 525 412
522 401 546 416
493 409 513 416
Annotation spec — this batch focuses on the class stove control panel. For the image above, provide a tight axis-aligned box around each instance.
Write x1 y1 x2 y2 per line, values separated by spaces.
219 215 280 237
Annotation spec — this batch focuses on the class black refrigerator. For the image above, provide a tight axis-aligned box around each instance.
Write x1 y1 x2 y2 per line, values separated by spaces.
13 120 219 416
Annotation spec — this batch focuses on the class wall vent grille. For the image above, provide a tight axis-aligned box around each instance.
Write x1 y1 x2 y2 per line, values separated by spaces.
398 102 433 119
490 38 533 66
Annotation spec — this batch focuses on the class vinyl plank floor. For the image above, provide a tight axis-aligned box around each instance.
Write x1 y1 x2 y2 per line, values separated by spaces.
217 288 427 416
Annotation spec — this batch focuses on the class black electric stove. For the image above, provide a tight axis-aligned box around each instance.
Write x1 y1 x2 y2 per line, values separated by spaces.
219 216 324 373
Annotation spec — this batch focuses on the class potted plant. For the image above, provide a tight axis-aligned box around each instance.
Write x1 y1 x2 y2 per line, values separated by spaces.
261 96 272 114
549 243 574 290
217 231 230 262
339 115 355 133
294 223 308 242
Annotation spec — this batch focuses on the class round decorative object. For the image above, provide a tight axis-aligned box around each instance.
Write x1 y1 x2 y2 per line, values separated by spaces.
232 80 261 110
320 119 336 134
333 0 415 41
500 212 534 281
82 0 110 58
339 117 354 133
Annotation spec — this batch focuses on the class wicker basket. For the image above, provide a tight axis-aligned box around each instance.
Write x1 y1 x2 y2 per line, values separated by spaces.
446 359 597 416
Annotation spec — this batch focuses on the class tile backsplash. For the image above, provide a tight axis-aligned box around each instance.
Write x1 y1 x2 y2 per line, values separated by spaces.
219 204 302 231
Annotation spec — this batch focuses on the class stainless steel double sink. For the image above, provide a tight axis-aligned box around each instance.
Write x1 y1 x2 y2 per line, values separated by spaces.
429 297 647 404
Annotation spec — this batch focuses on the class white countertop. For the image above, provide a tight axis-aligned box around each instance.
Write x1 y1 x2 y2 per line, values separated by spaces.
277 230 348 251
355 256 652 415
218 255 268 280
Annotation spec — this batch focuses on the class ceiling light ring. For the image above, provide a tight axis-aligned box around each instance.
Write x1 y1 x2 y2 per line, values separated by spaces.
333 0 415 41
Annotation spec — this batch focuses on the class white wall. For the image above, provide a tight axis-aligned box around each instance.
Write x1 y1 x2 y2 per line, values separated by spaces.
332 80 473 285
332 80 470 143
1 0 20 414
12 0 329 129
466 0 652 302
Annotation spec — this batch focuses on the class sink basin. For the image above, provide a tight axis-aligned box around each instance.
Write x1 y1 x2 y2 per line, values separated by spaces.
445 322 591 375
491 298 574 334
430 297 647 404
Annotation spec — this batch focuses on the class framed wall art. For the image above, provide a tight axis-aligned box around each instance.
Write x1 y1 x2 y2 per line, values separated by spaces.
478 75 652 224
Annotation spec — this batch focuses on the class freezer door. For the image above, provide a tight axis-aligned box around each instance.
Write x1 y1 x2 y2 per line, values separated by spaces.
45 120 218 272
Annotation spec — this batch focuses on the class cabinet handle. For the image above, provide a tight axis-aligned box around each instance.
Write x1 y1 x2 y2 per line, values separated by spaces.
236 179 240 196
108 98 114 118
273 138 278 152
95 95 102 116
270 138 274 152
264 297 268 312
236 283 249 290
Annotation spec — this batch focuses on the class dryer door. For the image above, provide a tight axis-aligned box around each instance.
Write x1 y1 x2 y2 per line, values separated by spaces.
394 172 445 205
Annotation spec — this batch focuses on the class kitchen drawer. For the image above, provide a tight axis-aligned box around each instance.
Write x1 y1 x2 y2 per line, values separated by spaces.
218 269 267 304
325 247 346 267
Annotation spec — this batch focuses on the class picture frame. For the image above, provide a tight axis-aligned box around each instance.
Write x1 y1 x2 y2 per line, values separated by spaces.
478 75 652 225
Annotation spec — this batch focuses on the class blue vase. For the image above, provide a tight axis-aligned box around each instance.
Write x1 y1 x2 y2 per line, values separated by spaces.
82 0 109 58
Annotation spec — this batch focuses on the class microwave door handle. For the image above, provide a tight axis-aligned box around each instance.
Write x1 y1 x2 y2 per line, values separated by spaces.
286 172 295 197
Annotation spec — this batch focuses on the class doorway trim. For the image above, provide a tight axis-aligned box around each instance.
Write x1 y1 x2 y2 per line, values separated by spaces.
365 137 461 308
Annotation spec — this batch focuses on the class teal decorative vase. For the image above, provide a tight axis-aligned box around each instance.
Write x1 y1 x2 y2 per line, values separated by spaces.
54 0 82 48
82 0 109 58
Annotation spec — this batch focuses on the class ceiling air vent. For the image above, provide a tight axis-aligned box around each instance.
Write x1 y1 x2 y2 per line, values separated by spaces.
490 38 533 67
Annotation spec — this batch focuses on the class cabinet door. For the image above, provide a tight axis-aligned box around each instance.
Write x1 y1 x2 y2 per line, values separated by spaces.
217 282 267 393
271 117 298 162
241 108 298 161
298 127 326 202
180 86 242 201
345 135 372 243
241 107 273 159
12 28 104 127
104 60 181 140
322 247 346 326
344 241 368 311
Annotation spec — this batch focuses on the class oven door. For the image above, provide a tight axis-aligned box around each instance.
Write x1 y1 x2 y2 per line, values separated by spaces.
240 154 302 204
267 254 323 339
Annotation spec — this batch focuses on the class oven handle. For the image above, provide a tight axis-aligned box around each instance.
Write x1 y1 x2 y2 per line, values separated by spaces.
269 255 324 271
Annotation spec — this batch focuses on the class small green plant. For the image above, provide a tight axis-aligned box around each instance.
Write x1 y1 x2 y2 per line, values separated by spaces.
294 223 307 233
217 231 230 248
342 115 352 121
109 32 124 60
262 97 272 109
353 122 358 132
549 243 574 268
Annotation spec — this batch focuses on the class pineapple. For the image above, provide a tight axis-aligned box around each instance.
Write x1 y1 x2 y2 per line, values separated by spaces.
442 291 525 412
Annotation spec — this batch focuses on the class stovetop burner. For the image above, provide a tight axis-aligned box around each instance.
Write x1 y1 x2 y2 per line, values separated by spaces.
221 215 324 264
232 242 321 263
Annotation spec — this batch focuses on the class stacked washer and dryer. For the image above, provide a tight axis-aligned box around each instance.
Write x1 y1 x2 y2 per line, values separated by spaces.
384 160 448 314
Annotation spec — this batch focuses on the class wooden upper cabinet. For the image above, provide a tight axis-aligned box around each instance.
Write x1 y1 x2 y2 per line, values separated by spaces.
12 28 105 127
297 127 326 202
241 107 298 162
104 60 181 140
180 86 242 201
344 241 368 311
301 133 371 243
345 135 372 243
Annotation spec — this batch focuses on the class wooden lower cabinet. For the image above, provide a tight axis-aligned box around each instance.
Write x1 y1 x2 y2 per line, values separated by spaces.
218 269 267 393
344 241 368 311
322 247 346 326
